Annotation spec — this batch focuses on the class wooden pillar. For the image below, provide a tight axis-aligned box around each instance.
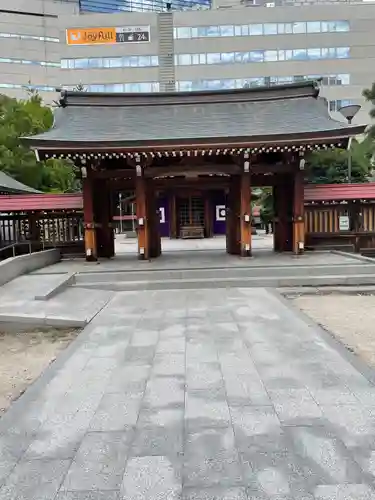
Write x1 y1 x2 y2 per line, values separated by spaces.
239 158 252 257
147 181 161 258
274 175 290 252
135 164 149 259
95 179 114 258
82 167 97 261
226 176 240 255
293 169 305 255
204 194 212 238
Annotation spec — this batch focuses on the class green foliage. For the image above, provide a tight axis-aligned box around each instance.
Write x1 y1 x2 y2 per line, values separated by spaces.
306 142 372 184
363 82 375 139
258 187 274 221
0 90 79 192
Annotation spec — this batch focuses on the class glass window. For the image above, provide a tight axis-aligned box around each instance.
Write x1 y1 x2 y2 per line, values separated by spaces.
199 54 206 64
307 21 321 33
191 27 199 38
336 47 349 58
221 52 234 63
264 23 277 35
129 56 139 67
74 58 89 69
191 54 199 65
197 27 208 37
178 54 191 65
264 50 278 61
206 26 220 36
292 22 306 34
338 73 350 85
335 20 350 32
293 49 307 60
206 53 221 64
151 56 159 66
249 24 263 35
176 27 190 38
241 25 249 36
220 25 234 36
284 23 293 34
61 59 68 69
250 50 264 62
88 58 102 68
307 48 321 59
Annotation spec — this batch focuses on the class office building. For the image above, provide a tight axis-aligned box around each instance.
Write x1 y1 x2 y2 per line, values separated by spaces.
0 0 374 124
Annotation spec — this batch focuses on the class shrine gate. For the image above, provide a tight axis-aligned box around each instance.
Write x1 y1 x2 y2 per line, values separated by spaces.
24 81 364 261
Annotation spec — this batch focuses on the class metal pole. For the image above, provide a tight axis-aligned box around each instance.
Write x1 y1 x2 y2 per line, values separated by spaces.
348 117 352 184
119 193 123 234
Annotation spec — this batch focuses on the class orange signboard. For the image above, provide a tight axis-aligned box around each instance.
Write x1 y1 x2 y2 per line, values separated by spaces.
66 26 151 45
66 27 116 45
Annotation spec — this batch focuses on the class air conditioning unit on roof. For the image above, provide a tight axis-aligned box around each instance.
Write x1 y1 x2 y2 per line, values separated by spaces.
266 2 275 6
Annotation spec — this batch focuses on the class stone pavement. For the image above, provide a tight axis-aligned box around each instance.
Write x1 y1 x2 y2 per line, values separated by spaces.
1 288 375 499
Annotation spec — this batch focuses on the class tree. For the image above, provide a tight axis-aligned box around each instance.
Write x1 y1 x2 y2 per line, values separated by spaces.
306 142 372 184
363 82 375 138
0 91 79 192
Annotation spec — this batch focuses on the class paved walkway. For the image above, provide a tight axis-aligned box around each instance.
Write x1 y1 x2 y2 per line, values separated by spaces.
1 288 375 499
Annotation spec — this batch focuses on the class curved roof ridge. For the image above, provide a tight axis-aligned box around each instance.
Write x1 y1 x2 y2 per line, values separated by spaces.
58 80 320 108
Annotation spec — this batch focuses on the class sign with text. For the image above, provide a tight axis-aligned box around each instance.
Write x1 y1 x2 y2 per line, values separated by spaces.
339 215 350 231
66 26 150 45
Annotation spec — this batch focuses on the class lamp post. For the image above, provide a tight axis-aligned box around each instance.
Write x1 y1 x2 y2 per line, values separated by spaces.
338 104 361 183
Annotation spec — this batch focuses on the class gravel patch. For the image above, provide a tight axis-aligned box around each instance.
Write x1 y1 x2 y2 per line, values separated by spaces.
293 294 375 367
0 328 79 417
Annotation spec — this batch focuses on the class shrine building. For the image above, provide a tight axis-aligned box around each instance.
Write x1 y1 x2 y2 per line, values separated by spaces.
23 81 365 261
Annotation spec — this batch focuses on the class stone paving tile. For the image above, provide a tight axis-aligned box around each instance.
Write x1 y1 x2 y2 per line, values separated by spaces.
120 455 182 500
313 484 375 499
182 487 248 500
89 392 144 431
61 430 133 492
0 459 70 500
183 427 243 487
5 286 375 499
56 492 120 500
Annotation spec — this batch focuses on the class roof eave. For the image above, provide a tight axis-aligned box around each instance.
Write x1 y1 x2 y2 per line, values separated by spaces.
23 126 366 153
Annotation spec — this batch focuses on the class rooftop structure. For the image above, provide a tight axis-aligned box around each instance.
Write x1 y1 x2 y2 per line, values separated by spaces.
25 82 364 155
0 171 40 195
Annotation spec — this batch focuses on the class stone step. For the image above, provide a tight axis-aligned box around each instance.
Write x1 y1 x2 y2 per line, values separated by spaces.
72 273 375 291
73 263 375 284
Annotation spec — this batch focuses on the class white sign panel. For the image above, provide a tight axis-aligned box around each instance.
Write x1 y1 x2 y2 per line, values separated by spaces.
159 207 166 224
216 205 226 222
339 215 350 231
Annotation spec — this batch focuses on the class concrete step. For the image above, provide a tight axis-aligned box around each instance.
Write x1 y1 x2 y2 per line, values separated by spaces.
72 273 375 291
73 263 375 285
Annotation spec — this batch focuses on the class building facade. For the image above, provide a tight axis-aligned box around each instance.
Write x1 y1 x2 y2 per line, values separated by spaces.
1 0 375 124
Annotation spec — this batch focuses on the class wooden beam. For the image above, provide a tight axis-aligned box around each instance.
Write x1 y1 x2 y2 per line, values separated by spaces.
82 167 97 261
135 167 148 259
240 167 252 257
293 169 305 254
94 169 135 179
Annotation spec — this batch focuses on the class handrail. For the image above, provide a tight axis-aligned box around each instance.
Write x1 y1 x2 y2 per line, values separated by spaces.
0 240 45 258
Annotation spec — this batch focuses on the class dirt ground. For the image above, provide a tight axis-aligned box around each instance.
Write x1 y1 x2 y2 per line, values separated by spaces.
0 328 78 417
292 293 375 368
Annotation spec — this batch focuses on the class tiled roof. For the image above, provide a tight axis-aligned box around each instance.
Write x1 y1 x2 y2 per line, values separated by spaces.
304 183 375 202
0 193 82 212
0 171 40 194
24 82 365 149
